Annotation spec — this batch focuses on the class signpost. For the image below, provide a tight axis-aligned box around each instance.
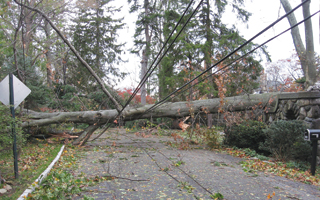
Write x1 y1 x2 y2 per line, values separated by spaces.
0 73 31 179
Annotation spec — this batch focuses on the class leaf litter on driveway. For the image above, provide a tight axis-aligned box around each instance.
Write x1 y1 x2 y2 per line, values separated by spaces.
71 128 320 200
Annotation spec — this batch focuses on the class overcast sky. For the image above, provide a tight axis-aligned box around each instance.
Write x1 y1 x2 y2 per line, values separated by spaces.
113 0 320 89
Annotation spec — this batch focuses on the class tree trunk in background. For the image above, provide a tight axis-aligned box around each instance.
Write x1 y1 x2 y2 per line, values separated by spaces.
141 51 147 105
140 0 151 105
280 0 316 87
23 0 35 56
44 20 54 87
302 0 316 84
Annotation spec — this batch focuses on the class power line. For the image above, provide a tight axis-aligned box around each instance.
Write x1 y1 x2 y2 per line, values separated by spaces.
121 0 202 113
90 0 205 141
150 9 320 111
91 0 313 141
143 0 311 114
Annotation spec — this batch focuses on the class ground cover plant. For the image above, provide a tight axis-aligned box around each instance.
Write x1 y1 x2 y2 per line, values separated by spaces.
27 142 122 199
0 139 63 199
226 147 320 186
26 145 97 200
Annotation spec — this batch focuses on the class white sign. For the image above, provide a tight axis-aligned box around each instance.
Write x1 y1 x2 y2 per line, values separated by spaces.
0 74 31 109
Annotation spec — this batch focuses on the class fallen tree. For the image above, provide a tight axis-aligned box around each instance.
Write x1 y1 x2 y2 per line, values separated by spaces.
21 93 279 145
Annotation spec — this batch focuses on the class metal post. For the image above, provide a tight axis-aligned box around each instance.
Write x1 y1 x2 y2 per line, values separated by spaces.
9 73 19 179
311 140 318 176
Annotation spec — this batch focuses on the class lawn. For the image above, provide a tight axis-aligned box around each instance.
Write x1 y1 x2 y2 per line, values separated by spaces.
0 139 63 199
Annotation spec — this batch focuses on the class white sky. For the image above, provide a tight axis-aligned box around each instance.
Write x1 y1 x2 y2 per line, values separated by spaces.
113 0 320 89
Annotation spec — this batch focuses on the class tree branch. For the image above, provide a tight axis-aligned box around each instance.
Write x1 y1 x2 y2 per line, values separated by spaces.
13 0 123 112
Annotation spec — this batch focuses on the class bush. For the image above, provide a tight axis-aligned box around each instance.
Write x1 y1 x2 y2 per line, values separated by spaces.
260 120 311 161
205 127 223 149
0 104 27 153
224 120 266 152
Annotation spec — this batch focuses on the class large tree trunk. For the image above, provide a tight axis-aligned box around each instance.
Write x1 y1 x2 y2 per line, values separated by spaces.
301 0 316 84
280 0 316 86
21 93 279 129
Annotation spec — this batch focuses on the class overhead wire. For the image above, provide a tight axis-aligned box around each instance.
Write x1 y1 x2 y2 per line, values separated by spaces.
93 0 313 141
91 0 203 141
142 0 311 114
121 0 202 113
148 9 320 111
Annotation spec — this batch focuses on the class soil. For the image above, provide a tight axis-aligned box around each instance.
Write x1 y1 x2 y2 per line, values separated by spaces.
72 128 320 200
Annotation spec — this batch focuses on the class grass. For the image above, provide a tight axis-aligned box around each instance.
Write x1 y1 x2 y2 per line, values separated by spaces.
0 138 63 199
28 143 116 199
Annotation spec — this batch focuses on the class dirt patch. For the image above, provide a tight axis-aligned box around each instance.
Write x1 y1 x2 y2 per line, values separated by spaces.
72 128 320 200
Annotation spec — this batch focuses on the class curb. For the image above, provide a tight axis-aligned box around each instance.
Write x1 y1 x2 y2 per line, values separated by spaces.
17 145 65 200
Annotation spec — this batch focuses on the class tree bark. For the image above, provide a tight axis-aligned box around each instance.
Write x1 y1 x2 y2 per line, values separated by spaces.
140 0 150 105
44 20 54 87
280 0 316 86
302 0 316 85
21 93 279 128
73 124 100 145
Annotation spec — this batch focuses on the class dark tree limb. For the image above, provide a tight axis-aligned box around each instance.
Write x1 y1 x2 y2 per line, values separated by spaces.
13 0 123 112
73 124 100 145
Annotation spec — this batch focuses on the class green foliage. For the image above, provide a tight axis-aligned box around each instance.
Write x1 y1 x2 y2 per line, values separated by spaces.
210 192 224 200
26 79 53 110
48 83 80 111
286 160 309 171
224 120 266 152
242 148 269 160
204 127 223 149
260 120 311 161
177 181 195 193
0 104 26 152
29 170 82 199
71 0 126 91
295 77 306 84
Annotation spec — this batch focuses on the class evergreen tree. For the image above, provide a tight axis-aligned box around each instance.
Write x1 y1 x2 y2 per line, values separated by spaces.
160 0 268 99
128 0 165 104
72 0 126 92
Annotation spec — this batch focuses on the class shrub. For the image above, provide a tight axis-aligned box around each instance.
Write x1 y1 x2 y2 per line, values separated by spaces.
204 127 224 149
0 104 27 153
260 120 311 161
224 120 266 152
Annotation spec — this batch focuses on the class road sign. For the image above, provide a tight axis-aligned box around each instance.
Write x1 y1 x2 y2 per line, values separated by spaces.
0 74 31 108
0 73 31 179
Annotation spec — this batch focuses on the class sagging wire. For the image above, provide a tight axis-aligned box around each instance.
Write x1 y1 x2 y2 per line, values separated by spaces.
90 0 205 141
147 9 320 112
149 9 320 112
121 0 202 114
142 0 312 114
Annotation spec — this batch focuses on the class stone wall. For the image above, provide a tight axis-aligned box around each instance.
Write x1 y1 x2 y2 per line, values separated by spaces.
264 92 320 126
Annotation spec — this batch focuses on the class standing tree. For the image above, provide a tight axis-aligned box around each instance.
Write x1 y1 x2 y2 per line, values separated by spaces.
128 0 163 105
280 0 317 87
160 0 267 100
72 0 126 92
